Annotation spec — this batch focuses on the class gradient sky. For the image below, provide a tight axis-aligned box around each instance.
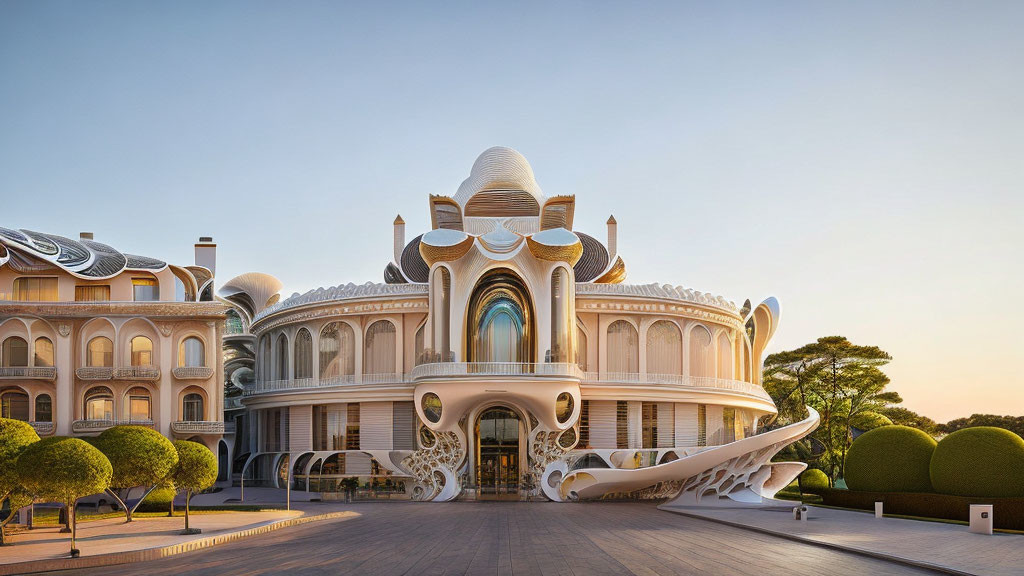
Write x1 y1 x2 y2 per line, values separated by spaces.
2 1 1021 422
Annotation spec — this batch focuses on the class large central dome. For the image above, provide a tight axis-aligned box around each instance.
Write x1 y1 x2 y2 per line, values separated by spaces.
453 146 545 207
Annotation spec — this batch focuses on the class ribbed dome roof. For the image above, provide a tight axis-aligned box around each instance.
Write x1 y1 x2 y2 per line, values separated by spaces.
453 146 544 206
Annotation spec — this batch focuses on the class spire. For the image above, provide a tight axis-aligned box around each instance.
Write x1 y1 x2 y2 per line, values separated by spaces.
607 214 618 261
393 215 406 264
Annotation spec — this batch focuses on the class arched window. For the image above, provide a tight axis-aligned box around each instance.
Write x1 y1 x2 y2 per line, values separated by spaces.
276 334 289 379
576 324 588 371
364 320 396 375
33 337 54 367
688 325 714 378
87 337 113 367
225 309 244 334
0 389 29 421
123 386 152 421
319 322 354 379
261 336 272 381
717 332 733 379
178 336 205 368
35 394 52 422
130 336 153 366
646 320 682 376
606 320 639 374
1 337 29 367
550 268 572 363
183 393 204 421
84 386 114 420
294 328 313 379
431 267 451 362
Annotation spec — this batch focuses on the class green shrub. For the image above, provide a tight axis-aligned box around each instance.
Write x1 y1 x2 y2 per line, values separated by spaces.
930 427 1024 498
845 425 936 492
136 486 177 513
817 487 1024 531
799 468 830 492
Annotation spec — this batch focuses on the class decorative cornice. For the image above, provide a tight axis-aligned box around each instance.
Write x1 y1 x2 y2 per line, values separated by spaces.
576 283 738 313
253 282 428 325
0 301 228 319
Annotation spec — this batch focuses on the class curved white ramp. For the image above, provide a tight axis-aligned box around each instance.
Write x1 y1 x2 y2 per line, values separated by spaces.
558 408 819 504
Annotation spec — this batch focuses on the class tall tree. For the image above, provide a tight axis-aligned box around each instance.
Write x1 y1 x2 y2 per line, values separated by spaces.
764 336 895 481
0 418 39 545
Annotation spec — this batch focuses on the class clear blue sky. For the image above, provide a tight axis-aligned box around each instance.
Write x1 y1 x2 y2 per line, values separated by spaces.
2 1 1022 421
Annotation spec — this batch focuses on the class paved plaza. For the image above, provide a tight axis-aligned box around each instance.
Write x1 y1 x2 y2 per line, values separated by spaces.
30 502 947 576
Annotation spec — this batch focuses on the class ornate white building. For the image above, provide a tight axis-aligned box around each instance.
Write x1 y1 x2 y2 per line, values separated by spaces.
0 231 229 475
227 147 816 503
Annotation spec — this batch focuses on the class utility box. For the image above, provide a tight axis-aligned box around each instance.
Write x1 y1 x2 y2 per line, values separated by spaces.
969 505 993 535
874 501 884 518
792 506 809 522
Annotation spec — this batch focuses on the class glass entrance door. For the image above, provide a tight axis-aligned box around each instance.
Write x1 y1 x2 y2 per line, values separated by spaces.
476 407 521 499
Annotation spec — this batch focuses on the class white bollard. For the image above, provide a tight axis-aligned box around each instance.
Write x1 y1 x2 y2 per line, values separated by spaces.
875 501 884 518
792 505 809 522
969 505 993 535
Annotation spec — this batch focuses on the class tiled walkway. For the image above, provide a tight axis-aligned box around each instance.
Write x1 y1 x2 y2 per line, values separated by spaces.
43 502 941 575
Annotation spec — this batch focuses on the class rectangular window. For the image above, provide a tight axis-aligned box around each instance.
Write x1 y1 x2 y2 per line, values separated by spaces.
313 405 328 450
641 402 657 449
723 407 737 444
132 278 160 301
128 396 151 421
615 400 629 449
392 401 417 450
75 285 110 301
345 403 360 450
698 404 707 447
578 400 590 448
13 277 58 301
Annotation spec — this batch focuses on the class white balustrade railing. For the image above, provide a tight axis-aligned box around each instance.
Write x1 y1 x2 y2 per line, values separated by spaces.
30 421 55 435
411 362 584 380
113 365 161 380
0 366 57 380
584 372 773 402
244 373 409 396
172 366 215 380
72 419 154 433
171 420 226 434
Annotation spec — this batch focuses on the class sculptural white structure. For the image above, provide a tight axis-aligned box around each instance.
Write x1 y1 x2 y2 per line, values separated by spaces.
229 147 816 504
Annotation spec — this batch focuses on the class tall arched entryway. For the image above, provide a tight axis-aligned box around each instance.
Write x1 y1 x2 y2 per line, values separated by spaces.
466 269 535 363
476 406 521 500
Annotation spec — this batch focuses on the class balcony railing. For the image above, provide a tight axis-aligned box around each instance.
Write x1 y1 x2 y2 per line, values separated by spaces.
30 421 55 436
113 365 161 380
171 420 225 434
172 366 215 380
583 372 773 403
0 366 57 380
411 362 584 380
244 373 409 396
224 396 244 410
72 419 154 433
76 366 113 380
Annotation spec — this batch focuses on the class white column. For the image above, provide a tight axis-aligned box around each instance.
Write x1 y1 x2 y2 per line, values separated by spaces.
55 330 73 435
159 333 174 436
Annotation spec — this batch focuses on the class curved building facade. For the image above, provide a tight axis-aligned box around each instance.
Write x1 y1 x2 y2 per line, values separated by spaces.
231 147 815 504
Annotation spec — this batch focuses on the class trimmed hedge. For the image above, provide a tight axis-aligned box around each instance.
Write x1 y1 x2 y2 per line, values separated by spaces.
799 469 830 492
845 425 936 493
817 487 1024 531
136 486 177 513
930 427 1024 498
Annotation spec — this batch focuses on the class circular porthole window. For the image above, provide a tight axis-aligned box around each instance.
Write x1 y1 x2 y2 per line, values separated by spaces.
555 392 574 424
422 392 442 423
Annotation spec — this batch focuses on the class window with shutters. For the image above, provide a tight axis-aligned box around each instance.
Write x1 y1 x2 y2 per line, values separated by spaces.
346 403 360 449
698 404 707 447
578 400 590 448
392 401 417 450
313 405 328 450
641 402 657 449
615 401 629 449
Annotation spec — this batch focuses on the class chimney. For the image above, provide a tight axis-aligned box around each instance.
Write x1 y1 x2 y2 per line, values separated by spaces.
194 236 216 276
80 232 94 241
393 215 405 264
606 215 617 261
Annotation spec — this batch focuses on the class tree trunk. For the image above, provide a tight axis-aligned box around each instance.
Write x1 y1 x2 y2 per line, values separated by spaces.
184 490 191 532
105 488 132 522
169 496 174 517
127 485 159 520
69 500 77 554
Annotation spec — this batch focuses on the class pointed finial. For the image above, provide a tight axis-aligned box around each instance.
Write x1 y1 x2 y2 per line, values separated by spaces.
607 214 617 225
394 214 405 225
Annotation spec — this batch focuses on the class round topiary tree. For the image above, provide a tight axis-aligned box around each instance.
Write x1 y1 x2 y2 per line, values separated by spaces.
845 425 936 493
930 427 1024 498
95 425 178 522
16 437 112 556
798 468 830 493
0 418 40 545
171 440 217 534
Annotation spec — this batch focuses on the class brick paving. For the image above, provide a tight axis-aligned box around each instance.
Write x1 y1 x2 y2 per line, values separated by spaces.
41 502 941 575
